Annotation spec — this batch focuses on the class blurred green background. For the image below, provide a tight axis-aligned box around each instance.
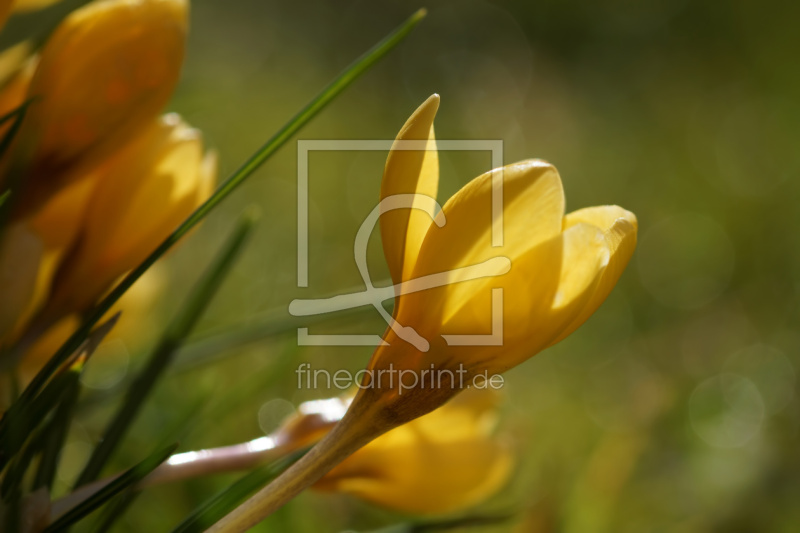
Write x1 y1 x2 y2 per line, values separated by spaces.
11 0 800 531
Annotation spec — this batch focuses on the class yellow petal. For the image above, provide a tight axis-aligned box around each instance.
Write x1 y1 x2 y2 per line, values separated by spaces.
316 388 512 514
29 175 95 251
446 221 610 375
547 205 637 346
380 94 440 286
416 159 564 277
16 0 187 211
45 114 214 317
325 438 512 514
398 159 564 333
0 176 97 344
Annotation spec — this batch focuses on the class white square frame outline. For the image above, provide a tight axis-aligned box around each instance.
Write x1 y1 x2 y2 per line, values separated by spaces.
296 139 504 346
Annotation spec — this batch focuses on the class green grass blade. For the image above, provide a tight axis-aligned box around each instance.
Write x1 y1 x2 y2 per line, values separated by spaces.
0 369 75 470
0 315 117 469
74 210 258 488
11 6 426 414
43 443 178 532
33 371 81 491
170 449 307 533
90 488 140 533
0 423 44 498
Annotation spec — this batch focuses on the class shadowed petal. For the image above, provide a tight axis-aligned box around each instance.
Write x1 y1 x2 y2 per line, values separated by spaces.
45 114 214 317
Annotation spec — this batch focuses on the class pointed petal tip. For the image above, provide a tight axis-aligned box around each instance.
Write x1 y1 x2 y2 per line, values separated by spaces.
419 93 440 113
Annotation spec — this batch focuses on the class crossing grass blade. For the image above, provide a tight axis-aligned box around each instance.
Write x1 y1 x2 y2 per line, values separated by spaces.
0 366 77 470
89 488 141 533
33 372 81 491
43 444 178 532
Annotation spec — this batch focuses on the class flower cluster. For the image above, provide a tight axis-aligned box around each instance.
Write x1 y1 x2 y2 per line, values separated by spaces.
0 0 214 383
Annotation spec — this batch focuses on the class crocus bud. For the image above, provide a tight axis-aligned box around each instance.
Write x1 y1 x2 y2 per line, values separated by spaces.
315 388 512 515
357 95 638 424
43 113 215 321
7 0 188 214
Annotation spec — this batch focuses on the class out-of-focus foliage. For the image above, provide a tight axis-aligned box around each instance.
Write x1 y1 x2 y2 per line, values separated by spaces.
4 0 796 531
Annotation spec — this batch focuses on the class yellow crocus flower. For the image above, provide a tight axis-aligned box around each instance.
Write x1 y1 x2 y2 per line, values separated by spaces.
314 388 512 515
210 95 637 531
360 93 637 416
41 113 215 322
5 0 188 215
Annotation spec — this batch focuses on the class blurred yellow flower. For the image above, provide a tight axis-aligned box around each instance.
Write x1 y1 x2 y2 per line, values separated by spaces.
3 0 188 215
314 388 512 515
40 113 215 321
